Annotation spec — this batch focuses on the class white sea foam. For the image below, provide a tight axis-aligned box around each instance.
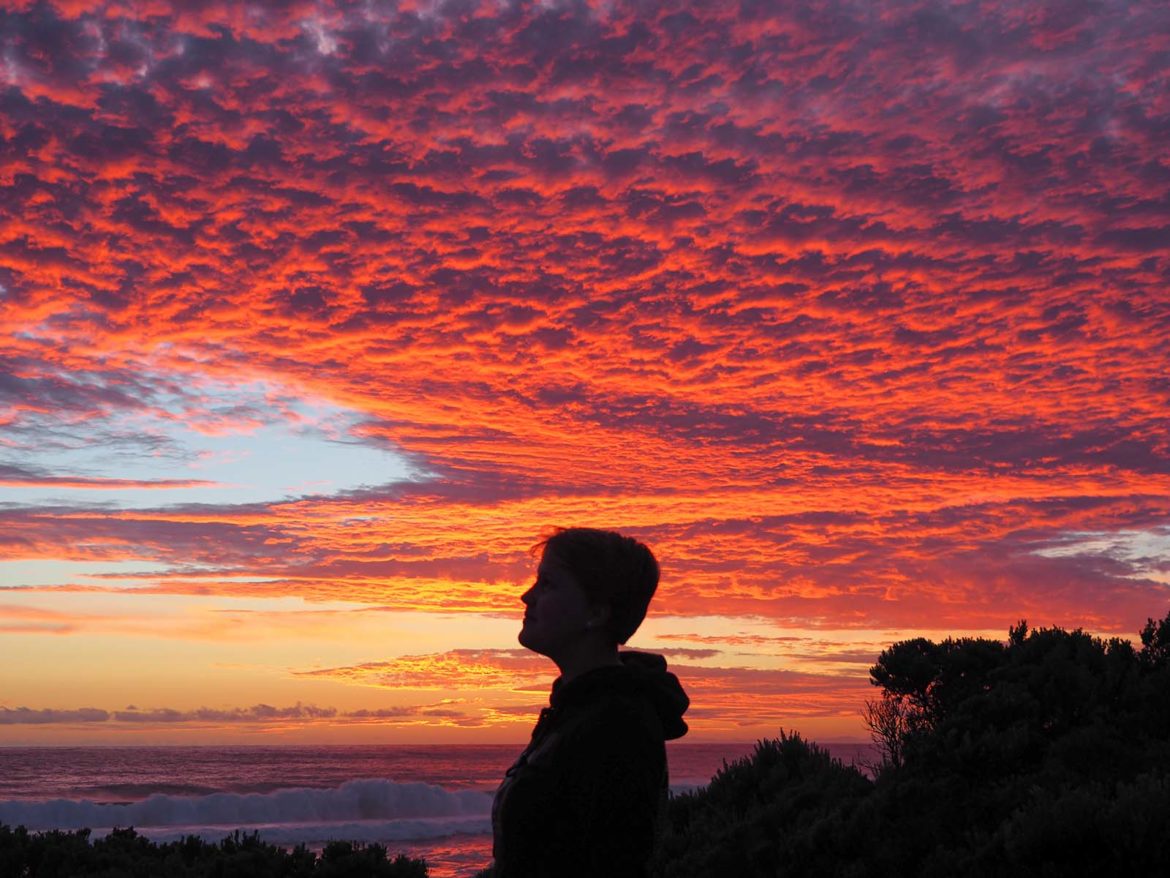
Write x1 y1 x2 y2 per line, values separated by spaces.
132 816 492 846
0 778 493 842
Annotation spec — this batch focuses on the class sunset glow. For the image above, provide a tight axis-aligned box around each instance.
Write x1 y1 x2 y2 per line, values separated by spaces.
2 0 1168 745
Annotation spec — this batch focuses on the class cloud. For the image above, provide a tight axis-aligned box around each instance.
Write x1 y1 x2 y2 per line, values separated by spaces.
297 648 873 731
656 633 884 666
0 464 216 490
0 0 1167 655
0 701 472 726
655 647 723 660
0 653 869 732
0 707 110 724
296 649 548 691
0 602 80 634
112 703 340 723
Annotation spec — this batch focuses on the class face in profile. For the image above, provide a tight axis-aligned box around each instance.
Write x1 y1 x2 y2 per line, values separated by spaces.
518 550 597 660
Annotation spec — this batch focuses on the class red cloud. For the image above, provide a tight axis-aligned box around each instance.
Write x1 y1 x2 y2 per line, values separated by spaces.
296 648 873 733
0 0 1167 655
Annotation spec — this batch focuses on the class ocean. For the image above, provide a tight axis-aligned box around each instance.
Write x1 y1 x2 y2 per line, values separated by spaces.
0 743 875 877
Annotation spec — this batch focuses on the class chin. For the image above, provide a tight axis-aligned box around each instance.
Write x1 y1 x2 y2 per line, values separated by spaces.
518 625 551 657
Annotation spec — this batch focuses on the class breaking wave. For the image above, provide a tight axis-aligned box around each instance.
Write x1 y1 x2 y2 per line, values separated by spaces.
0 778 493 844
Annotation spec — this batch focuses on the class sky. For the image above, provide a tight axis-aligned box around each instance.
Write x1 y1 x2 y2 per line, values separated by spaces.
1 0 1168 746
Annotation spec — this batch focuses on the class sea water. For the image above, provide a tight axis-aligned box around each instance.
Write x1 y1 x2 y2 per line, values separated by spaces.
0 743 874 877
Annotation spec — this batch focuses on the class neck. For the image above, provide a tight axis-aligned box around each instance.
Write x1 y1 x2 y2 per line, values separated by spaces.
552 639 621 684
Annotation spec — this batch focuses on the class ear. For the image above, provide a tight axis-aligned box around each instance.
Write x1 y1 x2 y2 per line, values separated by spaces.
585 602 611 631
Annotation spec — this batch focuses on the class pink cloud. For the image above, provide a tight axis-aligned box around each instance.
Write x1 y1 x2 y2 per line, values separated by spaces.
0 0 1166 653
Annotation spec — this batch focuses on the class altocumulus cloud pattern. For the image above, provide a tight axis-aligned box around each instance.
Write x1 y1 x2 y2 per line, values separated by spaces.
1 0 1169 736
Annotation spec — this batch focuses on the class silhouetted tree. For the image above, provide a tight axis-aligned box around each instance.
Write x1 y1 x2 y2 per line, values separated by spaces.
862 693 910 770
650 608 1170 877
1140 612 1170 667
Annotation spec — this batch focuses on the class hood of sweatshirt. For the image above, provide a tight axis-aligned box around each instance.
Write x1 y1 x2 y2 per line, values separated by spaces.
549 650 690 740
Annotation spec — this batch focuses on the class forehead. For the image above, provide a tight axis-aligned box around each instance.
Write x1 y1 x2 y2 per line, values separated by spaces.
537 554 571 576
536 551 584 586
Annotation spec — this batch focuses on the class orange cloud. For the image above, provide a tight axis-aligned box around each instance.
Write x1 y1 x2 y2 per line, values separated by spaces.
0 701 474 727
296 649 550 692
1 0 1168 746
297 648 872 736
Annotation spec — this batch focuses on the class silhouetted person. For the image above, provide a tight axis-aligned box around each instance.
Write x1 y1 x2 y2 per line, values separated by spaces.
488 527 690 878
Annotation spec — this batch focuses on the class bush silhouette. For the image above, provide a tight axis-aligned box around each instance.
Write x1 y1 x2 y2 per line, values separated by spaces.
0 825 430 877
652 609 1170 876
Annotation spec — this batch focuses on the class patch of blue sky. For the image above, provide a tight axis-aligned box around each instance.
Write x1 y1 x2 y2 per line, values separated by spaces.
1035 527 1170 584
0 559 172 589
1 376 421 509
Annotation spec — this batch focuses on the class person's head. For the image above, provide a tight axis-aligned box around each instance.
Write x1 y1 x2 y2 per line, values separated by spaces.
518 527 660 661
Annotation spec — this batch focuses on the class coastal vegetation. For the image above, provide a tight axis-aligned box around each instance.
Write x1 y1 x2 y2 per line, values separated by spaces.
5 610 1169 876
0 827 429 877
652 610 1170 876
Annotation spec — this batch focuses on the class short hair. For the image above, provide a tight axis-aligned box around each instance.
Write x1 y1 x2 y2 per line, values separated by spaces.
534 527 660 645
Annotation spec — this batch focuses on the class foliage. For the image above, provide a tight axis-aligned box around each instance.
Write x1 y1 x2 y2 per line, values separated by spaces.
651 732 871 878
0 825 429 877
652 609 1170 877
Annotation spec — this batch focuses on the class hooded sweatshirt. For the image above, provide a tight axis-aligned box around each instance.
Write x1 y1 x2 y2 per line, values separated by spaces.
490 651 689 878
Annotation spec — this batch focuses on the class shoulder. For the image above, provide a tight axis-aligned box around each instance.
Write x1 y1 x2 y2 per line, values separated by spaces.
557 691 665 767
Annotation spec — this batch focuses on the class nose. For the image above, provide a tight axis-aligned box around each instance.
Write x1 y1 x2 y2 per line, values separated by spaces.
521 585 535 606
